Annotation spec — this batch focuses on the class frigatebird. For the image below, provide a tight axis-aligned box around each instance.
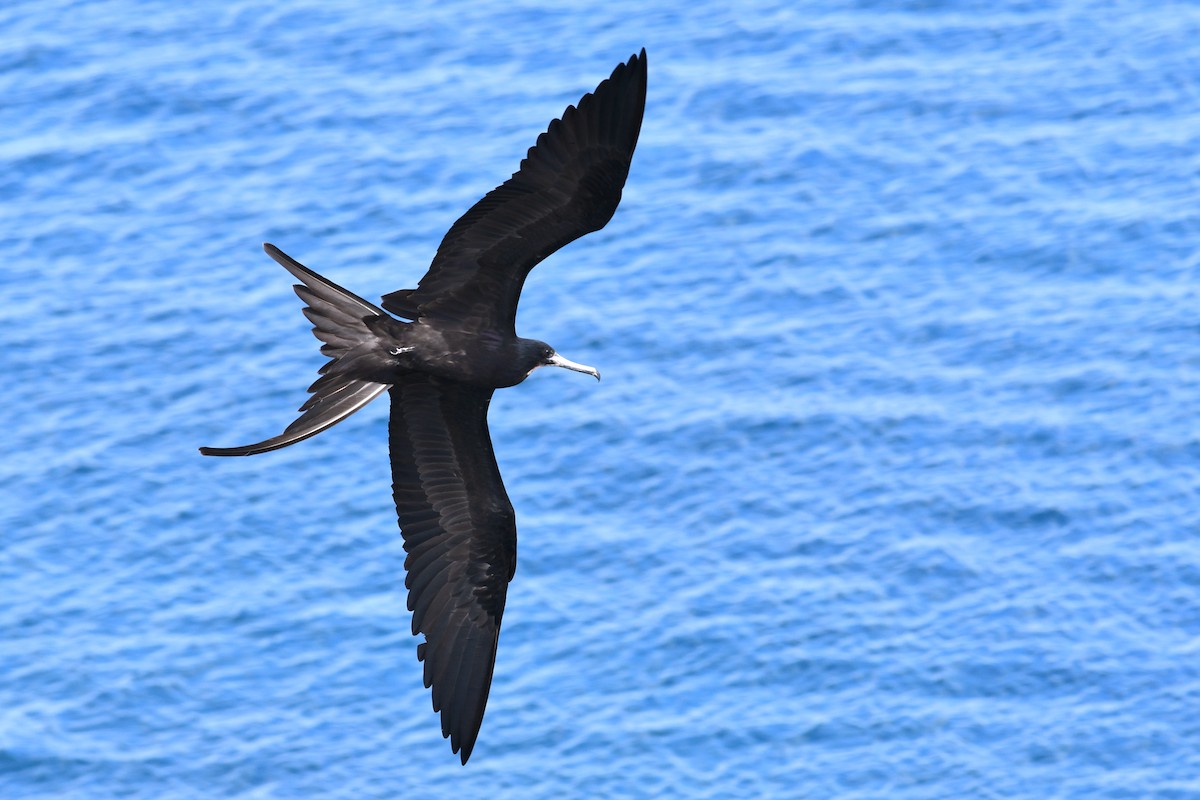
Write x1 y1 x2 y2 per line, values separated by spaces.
200 50 647 762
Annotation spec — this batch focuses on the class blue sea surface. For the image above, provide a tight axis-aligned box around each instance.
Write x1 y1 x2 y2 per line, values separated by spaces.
4 0 1200 796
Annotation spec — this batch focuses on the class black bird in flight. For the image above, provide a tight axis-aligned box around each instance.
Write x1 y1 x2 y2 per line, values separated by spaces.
200 50 647 763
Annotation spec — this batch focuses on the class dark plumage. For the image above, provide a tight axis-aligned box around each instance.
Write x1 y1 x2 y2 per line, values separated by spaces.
200 50 647 763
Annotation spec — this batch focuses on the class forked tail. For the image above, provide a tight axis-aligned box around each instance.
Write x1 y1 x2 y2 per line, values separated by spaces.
200 243 393 456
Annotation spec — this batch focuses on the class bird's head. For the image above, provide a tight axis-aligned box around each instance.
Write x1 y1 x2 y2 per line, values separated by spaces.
520 340 600 382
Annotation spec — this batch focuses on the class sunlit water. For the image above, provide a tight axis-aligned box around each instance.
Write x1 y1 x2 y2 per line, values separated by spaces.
4 1 1200 797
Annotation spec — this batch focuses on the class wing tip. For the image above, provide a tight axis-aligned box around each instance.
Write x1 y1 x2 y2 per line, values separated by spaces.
622 47 647 79
449 711 482 764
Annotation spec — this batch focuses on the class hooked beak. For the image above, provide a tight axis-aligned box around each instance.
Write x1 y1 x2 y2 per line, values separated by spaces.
547 352 601 381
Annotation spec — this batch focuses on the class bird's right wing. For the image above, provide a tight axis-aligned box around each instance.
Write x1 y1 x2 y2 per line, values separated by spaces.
381 49 647 334
388 374 517 764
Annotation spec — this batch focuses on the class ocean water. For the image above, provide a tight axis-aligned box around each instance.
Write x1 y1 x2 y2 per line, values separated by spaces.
4 0 1200 796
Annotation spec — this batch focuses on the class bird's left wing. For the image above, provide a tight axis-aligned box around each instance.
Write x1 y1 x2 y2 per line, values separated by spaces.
388 374 517 764
381 49 647 334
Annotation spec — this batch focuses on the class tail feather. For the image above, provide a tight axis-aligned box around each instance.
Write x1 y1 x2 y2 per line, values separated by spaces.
297 287 373 357
265 242 384 318
200 243 395 458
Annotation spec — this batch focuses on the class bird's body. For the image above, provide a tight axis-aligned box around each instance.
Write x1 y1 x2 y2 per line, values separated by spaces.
201 50 647 763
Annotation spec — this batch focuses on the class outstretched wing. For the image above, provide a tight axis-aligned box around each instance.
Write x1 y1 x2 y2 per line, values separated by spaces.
388 374 517 763
381 49 647 333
